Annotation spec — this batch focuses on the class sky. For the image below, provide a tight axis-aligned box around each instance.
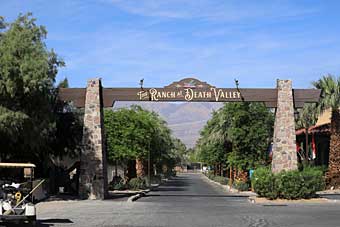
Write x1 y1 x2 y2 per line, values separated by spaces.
1 0 340 89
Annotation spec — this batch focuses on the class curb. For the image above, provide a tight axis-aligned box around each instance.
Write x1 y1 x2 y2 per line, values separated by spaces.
202 173 256 196
127 192 145 202
248 196 337 205
127 188 152 202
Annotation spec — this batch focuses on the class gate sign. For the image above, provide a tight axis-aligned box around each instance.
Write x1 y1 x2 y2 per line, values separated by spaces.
58 77 321 108
137 78 241 102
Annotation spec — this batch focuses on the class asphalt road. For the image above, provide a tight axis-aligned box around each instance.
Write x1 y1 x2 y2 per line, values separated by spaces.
7 173 340 227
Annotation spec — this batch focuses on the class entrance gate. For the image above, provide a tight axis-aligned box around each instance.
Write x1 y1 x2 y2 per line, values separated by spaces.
58 78 320 199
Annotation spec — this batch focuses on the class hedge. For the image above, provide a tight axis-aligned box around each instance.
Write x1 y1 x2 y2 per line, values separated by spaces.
128 177 147 190
251 167 325 200
205 171 229 185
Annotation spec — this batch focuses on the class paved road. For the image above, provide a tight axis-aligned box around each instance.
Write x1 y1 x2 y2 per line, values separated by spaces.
12 173 340 227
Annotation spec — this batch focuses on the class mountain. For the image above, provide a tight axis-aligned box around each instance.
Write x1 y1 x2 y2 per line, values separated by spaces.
113 102 222 148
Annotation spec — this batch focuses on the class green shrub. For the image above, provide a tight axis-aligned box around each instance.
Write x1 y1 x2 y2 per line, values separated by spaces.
213 176 229 185
233 180 249 191
108 176 127 191
275 170 304 199
206 170 215 180
113 182 127 190
299 167 324 198
251 167 278 199
150 175 162 184
128 177 147 190
251 166 325 200
164 170 176 178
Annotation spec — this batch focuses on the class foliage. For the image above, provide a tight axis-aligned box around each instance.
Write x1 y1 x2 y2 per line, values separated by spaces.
128 177 147 190
252 167 325 200
150 175 162 184
187 148 199 163
295 103 318 129
212 176 229 185
104 105 185 178
205 171 229 185
232 180 249 191
313 75 340 187
313 75 340 112
195 102 274 172
0 13 65 161
251 167 278 199
104 106 155 161
108 176 127 190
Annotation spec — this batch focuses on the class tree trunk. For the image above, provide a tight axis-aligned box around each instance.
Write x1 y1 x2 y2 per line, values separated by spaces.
220 163 223 176
229 166 233 185
326 109 340 187
305 127 309 161
115 160 118 177
136 158 145 178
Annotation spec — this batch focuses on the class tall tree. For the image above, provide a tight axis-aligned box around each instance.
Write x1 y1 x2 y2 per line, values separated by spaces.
104 105 180 179
313 75 340 187
0 13 64 161
195 102 274 179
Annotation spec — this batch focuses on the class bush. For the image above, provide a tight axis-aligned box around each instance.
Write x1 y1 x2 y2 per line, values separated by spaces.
150 175 162 184
251 167 278 199
108 176 127 191
233 180 249 191
213 176 229 185
128 177 147 190
275 170 304 199
251 167 325 200
113 181 127 190
206 171 215 180
302 167 325 193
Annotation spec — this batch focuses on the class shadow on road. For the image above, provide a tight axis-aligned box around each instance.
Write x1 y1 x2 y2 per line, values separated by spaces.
36 218 73 226
145 194 248 198
151 176 191 192
0 219 73 227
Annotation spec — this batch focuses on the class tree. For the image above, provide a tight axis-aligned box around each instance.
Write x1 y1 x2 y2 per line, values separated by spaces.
313 75 340 187
57 77 69 89
195 102 274 180
0 13 64 161
51 77 83 159
225 103 274 170
104 105 181 179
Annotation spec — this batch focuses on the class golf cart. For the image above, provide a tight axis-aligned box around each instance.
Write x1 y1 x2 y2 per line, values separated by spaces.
0 163 44 226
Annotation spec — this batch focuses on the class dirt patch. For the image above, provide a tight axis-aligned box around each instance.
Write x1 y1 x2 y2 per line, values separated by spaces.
249 196 334 204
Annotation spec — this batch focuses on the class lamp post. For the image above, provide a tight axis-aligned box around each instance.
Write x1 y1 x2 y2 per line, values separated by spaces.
235 79 245 101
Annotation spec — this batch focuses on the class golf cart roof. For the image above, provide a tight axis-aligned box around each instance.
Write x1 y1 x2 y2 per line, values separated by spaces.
0 163 36 168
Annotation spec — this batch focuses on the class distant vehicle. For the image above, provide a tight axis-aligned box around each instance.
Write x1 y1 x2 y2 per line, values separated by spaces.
0 163 43 226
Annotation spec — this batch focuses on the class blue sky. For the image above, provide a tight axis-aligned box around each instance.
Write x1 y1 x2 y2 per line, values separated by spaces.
1 0 340 88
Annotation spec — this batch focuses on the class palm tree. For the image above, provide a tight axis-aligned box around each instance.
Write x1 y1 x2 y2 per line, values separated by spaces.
313 75 340 187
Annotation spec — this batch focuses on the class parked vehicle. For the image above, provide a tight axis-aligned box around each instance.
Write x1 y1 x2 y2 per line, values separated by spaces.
0 163 43 226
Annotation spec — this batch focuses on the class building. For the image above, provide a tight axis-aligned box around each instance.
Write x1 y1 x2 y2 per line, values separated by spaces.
296 109 331 167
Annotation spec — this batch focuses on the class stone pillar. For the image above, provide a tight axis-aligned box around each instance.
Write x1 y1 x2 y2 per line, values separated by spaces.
271 80 298 173
79 78 108 199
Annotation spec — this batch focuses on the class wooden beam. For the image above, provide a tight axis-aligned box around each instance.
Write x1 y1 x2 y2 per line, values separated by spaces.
57 87 321 108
